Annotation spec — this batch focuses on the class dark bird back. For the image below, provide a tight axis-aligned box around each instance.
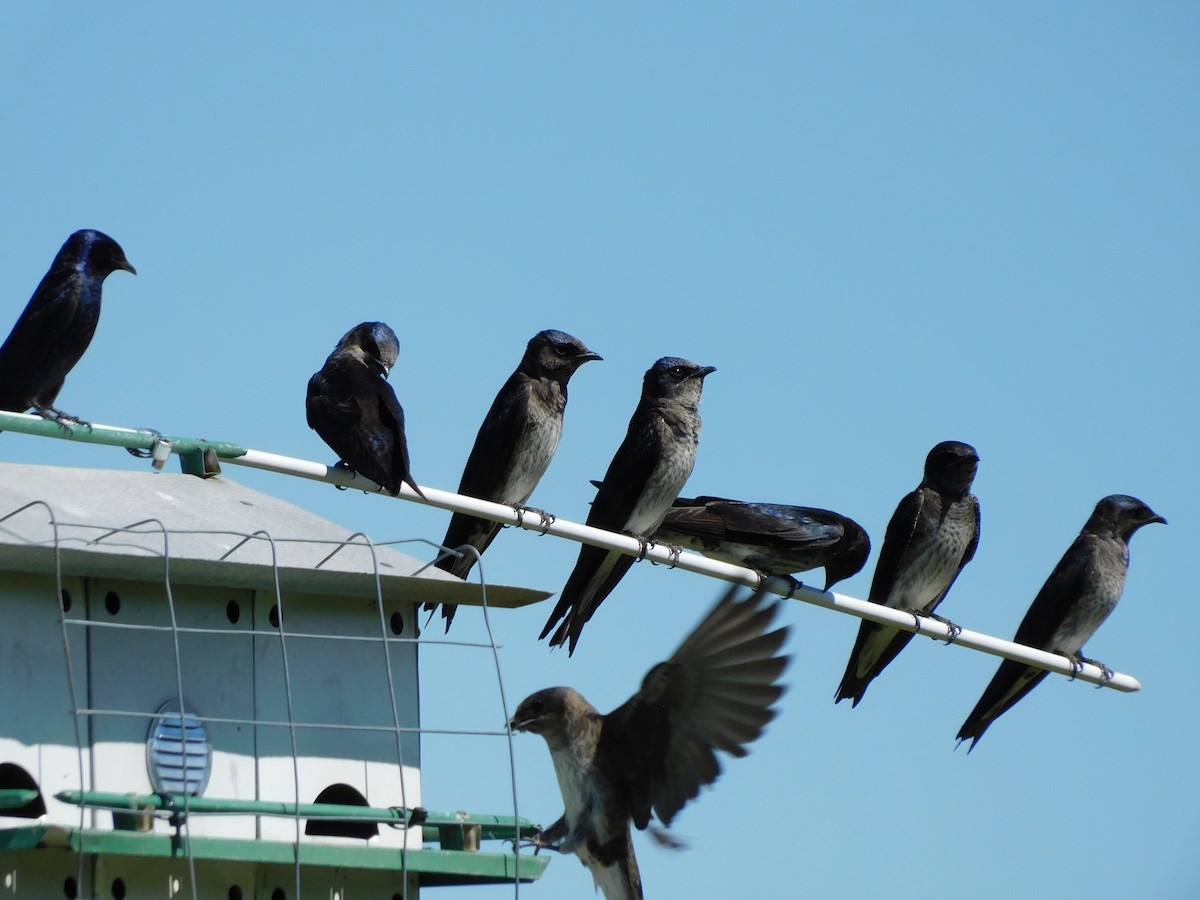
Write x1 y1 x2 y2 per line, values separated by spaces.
656 495 870 590
540 357 715 654
512 585 790 899
428 330 600 629
0 230 135 421
305 321 424 499
835 440 981 707
956 494 1164 751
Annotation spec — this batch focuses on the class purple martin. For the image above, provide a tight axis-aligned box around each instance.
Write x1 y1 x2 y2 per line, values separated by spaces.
835 440 980 707
0 230 135 423
956 494 1164 751
512 585 789 900
540 357 716 654
305 322 424 499
655 495 870 591
427 330 601 630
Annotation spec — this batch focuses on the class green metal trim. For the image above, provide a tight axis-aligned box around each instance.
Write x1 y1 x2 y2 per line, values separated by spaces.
0 790 39 810
0 411 247 465
56 790 540 841
0 826 549 883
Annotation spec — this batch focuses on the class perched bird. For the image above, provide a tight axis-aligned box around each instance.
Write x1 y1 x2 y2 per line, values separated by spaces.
305 322 424 499
540 357 716 654
512 585 789 900
427 330 601 629
835 440 981 707
956 494 1164 751
654 495 870 591
0 229 135 423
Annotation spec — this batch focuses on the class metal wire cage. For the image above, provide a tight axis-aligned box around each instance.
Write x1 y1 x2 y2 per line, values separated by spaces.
0 461 549 900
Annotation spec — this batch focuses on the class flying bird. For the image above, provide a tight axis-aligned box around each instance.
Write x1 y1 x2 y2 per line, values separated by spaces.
956 494 1164 751
0 229 135 424
427 330 601 629
540 357 715 654
654 495 870 591
835 440 981 707
512 585 789 900
305 321 424 499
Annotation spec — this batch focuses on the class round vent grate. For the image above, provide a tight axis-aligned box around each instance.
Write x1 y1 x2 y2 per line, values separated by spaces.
146 700 211 796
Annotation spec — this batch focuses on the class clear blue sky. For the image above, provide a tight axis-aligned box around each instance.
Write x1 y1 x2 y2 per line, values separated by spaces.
2 4 1197 898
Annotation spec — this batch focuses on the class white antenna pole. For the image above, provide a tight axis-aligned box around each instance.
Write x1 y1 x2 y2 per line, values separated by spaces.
227 448 1141 694
0 411 1140 695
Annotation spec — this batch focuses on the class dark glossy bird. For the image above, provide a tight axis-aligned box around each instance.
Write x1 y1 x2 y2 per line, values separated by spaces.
835 440 980 707
0 229 135 423
427 330 601 629
655 495 870 590
512 585 789 900
956 494 1164 751
540 357 715 654
305 322 424 499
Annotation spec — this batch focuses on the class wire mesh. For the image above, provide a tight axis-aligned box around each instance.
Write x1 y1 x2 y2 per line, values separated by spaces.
0 499 530 900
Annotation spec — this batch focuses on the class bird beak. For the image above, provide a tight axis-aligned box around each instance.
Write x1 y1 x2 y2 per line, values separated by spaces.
693 365 717 379
119 261 137 276
1149 513 1167 525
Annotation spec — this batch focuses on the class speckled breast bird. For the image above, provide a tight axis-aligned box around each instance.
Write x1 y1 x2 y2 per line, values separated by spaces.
512 585 789 900
957 494 1164 751
427 330 600 630
540 357 715 654
835 440 980 707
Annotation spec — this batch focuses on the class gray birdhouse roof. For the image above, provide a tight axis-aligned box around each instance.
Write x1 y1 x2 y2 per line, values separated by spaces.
0 461 548 608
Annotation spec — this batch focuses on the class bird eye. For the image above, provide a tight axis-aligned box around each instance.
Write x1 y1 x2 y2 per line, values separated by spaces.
669 366 689 377
552 345 570 357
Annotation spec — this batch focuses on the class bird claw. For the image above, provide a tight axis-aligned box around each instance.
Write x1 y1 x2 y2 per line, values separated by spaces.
783 575 802 600
925 612 962 644
520 831 561 854
636 537 652 561
38 407 90 432
1067 655 1085 681
331 460 356 491
1076 654 1114 686
515 505 556 534
650 541 683 567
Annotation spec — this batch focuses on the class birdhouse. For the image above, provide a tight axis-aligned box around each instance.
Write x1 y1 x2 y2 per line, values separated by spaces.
0 461 550 898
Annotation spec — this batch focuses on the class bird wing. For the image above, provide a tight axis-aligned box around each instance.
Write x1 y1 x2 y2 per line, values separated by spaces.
305 370 364 430
433 377 533 594
373 378 420 496
867 487 926 604
666 501 844 551
962 495 982 567
1010 531 1096 650
539 416 672 651
599 586 789 829
0 271 80 396
585 415 667 532
454 372 531 503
